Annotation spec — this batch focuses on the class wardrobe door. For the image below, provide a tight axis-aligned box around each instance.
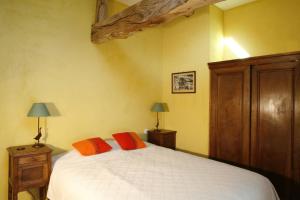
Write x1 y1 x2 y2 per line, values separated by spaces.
210 65 250 166
295 62 300 184
251 61 300 182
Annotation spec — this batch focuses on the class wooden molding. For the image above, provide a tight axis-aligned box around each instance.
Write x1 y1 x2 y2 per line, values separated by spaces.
176 148 209 158
91 0 223 43
95 0 108 23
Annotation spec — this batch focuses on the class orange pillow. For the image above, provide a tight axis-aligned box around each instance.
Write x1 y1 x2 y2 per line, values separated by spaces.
72 137 112 156
129 132 146 149
113 132 137 150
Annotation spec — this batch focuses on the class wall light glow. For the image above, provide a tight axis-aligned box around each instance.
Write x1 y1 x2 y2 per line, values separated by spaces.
223 37 250 58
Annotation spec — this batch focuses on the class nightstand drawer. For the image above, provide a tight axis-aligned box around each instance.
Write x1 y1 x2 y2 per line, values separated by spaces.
18 163 48 188
161 134 175 149
147 129 177 150
18 154 47 165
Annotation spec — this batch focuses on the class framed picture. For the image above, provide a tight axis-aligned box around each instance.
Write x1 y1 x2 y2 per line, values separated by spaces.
172 71 196 94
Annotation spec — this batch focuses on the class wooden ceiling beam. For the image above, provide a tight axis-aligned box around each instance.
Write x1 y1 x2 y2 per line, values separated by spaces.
91 0 223 43
95 0 108 23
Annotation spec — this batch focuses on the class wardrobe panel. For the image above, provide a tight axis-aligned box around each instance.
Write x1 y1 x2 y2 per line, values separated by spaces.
293 64 300 183
210 66 250 165
251 62 296 178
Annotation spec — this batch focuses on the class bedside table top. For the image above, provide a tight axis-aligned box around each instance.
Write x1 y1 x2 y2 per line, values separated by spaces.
7 145 52 157
148 129 177 134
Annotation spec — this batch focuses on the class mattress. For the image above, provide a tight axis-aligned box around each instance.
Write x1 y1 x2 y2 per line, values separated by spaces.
47 142 279 200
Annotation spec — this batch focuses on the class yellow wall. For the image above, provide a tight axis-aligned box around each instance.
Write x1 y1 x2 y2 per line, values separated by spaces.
209 6 224 62
162 7 211 155
0 0 162 199
224 0 300 59
108 0 127 16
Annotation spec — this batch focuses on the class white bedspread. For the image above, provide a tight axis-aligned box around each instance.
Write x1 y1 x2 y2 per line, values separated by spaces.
47 143 279 200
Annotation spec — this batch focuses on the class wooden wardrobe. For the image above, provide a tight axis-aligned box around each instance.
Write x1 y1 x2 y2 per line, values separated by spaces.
209 51 300 199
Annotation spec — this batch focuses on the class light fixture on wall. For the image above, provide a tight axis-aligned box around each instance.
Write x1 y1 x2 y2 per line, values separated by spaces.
151 102 169 131
27 103 51 148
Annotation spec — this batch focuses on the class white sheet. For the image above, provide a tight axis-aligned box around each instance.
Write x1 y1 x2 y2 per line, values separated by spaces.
47 143 279 200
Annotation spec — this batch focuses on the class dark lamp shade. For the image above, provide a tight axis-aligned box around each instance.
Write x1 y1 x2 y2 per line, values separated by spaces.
27 103 50 117
151 103 169 112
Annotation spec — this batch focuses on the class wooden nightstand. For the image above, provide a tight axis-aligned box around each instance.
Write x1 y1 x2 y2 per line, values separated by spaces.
7 145 52 200
147 129 177 150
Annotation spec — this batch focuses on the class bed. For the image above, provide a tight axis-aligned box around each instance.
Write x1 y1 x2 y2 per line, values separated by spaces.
47 141 279 200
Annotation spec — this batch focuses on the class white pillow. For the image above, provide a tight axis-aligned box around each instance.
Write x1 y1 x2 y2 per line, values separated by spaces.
105 139 120 150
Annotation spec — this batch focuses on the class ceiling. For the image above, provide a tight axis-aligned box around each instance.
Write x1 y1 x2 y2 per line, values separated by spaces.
215 0 256 10
117 0 256 10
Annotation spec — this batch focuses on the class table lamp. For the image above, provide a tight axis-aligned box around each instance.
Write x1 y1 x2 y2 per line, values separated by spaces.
27 103 51 148
151 102 169 131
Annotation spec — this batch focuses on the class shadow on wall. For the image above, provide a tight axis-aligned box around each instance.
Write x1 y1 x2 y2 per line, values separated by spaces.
47 143 67 156
45 102 61 116
91 34 162 133
43 103 61 143
94 36 161 95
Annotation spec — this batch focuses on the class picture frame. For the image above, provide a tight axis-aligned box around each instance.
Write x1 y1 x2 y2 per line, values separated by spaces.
172 71 196 94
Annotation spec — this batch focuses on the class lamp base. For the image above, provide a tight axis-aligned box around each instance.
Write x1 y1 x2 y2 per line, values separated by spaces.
32 143 45 148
